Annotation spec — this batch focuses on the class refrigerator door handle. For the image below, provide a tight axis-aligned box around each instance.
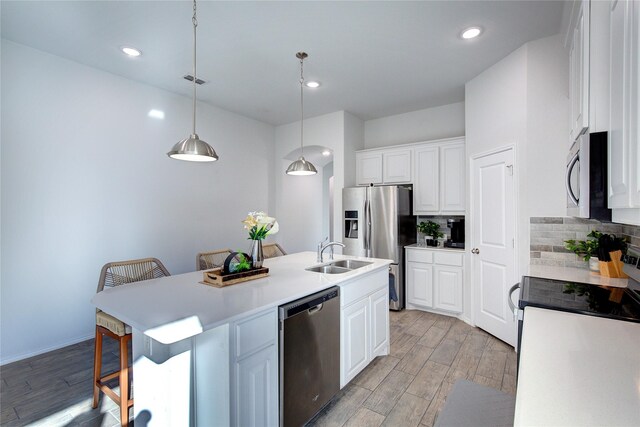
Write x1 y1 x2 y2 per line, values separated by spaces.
365 188 373 257
368 200 372 257
363 197 369 254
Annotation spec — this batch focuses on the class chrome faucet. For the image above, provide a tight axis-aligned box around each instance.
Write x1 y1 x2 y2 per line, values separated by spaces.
317 238 346 263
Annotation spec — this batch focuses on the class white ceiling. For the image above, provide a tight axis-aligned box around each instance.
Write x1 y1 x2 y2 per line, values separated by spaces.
1 1 565 125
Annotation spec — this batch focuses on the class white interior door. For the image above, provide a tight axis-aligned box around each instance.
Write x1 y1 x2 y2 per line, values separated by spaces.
471 148 517 347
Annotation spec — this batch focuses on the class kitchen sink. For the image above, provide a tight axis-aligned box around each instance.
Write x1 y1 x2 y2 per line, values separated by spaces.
305 259 373 274
330 259 373 269
305 265 351 274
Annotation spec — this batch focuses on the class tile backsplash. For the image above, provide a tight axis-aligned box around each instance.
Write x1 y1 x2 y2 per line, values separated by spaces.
530 217 640 268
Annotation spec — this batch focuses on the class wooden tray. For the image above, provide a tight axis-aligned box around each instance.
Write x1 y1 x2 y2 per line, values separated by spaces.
201 267 269 288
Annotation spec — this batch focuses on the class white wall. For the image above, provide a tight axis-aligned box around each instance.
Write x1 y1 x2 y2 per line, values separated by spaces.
525 34 569 218
364 102 465 148
0 40 275 364
274 111 364 253
344 112 365 187
465 34 569 283
274 111 344 253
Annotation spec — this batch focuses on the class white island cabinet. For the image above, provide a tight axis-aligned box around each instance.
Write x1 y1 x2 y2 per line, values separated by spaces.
340 268 389 387
92 252 391 427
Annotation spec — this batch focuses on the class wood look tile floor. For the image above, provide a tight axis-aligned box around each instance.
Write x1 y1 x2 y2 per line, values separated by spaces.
1 337 129 426
307 310 517 427
0 310 516 427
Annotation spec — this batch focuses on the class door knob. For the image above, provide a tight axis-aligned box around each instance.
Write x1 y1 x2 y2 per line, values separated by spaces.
471 248 480 254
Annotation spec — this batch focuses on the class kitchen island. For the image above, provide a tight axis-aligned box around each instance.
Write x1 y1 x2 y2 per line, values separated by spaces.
91 251 392 426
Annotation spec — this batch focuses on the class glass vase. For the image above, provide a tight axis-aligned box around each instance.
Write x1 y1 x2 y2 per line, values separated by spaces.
250 239 264 269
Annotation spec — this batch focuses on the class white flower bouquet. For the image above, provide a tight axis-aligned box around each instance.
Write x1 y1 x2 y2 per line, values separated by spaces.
242 211 279 240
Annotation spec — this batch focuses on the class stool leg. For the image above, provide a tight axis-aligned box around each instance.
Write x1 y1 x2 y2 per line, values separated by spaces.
92 326 102 409
119 335 130 427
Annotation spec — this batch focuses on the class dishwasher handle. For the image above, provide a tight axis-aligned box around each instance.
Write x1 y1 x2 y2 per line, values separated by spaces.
308 303 323 315
280 287 339 319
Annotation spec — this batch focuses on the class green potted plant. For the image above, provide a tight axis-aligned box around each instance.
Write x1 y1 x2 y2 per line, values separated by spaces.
566 230 629 273
564 230 601 271
418 221 444 247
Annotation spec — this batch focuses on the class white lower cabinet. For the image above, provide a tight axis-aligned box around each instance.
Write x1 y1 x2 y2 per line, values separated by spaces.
231 309 278 427
370 288 389 357
342 298 369 384
340 269 389 388
406 248 464 314
433 266 463 313
234 345 278 427
407 262 433 308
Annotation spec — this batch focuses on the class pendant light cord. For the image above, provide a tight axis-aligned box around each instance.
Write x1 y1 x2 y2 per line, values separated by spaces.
192 0 198 136
299 54 304 156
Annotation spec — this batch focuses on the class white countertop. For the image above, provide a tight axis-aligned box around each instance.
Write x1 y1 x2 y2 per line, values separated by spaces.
91 251 391 344
405 243 466 252
515 307 640 426
526 264 629 288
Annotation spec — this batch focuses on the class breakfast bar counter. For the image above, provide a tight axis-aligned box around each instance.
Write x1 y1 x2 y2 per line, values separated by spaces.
92 251 391 344
91 251 392 426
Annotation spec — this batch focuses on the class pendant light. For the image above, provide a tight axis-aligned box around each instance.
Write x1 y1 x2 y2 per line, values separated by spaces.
167 0 219 162
286 52 317 175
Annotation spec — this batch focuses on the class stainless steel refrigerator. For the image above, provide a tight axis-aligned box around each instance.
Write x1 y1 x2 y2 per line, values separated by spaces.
342 185 416 310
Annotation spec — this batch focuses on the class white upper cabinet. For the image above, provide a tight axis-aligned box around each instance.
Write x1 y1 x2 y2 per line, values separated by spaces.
383 149 412 183
589 0 611 132
414 139 466 215
356 152 383 185
355 138 465 214
569 0 590 144
608 0 640 223
440 143 466 213
413 146 440 213
356 148 411 185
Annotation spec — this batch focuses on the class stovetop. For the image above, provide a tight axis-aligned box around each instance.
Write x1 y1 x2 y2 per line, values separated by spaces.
519 276 640 323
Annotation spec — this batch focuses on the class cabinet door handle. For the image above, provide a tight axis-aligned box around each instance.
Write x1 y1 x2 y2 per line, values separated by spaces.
471 248 480 254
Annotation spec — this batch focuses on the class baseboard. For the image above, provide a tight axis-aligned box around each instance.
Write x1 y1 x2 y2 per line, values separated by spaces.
0 333 94 366
459 315 473 326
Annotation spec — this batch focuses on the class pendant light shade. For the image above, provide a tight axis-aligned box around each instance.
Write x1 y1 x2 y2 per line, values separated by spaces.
168 134 218 162
286 52 317 176
168 0 218 162
286 156 318 175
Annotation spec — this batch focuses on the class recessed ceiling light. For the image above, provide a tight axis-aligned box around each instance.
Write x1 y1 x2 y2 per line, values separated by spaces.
461 27 482 39
305 81 320 88
148 109 165 119
121 46 142 57
322 150 331 156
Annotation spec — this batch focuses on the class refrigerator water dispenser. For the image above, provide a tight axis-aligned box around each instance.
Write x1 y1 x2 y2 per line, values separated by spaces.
345 211 358 239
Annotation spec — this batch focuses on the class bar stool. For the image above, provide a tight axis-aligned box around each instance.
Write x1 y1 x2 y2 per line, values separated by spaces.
262 243 287 258
196 248 232 270
92 257 170 426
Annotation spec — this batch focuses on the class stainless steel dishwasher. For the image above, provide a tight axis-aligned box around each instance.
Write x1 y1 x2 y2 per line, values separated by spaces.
279 286 340 427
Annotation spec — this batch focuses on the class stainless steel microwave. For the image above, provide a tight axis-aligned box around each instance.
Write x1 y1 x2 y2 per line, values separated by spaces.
566 132 611 221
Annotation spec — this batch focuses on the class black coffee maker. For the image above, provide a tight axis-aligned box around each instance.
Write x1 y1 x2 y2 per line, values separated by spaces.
445 219 465 249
